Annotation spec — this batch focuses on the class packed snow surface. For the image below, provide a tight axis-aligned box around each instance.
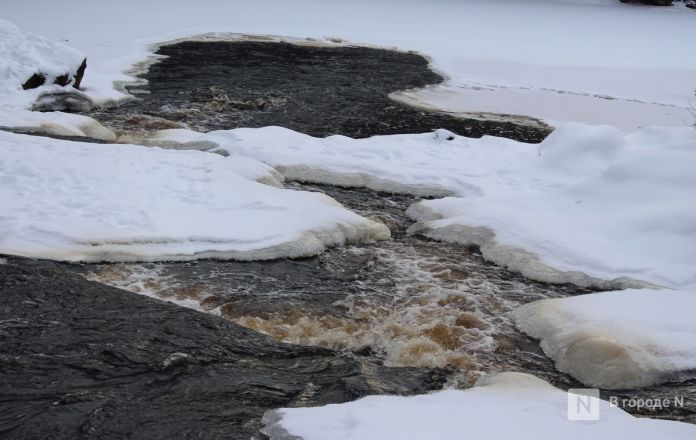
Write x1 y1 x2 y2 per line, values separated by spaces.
150 123 696 290
515 290 696 389
3 0 696 130
0 131 388 262
262 372 696 440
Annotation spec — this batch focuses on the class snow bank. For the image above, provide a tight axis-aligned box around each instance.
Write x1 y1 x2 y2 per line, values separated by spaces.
0 18 84 95
0 131 388 262
408 126 696 290
147 124 621 198
515 290 696 389
0 19 115 139
262 372 696 440
149 124 696 290
4 0 696 130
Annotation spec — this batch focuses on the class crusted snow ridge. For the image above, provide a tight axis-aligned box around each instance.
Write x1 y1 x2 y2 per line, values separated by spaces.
0 131 388 262
515 290 696 389
405 214 649 290
261 372 696 440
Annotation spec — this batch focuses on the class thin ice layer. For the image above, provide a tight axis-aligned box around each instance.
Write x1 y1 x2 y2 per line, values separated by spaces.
0 131 388 262
515 289 696 389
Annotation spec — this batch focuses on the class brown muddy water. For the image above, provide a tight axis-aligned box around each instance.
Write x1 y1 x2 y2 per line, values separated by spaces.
76 39 696 424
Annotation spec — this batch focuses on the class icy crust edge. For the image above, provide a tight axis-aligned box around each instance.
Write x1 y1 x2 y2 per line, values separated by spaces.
6 221 390 264
405 202 653 290
276 165 453 197
0 111 116 141
513 296 696 390
260 411 303 440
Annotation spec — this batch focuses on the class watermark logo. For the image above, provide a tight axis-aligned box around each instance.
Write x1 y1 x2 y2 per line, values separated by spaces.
567 389 685 422
567 388 600 421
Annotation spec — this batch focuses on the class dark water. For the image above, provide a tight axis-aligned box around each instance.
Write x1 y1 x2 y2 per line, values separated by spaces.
0 256 445 440
81 183 696 424
81 183 591 387
87 40 550 142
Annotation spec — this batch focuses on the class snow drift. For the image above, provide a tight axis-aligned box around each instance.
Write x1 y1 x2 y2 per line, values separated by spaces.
262 372 696 440
515 289 696 389
0 131 388 262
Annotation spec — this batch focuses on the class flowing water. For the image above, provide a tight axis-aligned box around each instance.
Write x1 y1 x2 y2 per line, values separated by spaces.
83 184 591 388
77 39 695 423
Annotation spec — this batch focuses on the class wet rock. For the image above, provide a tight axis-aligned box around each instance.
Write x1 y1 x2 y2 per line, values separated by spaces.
22 58 87 91
0 256 445 440
73 58 87 90
21 73 47 90
30 89 93 112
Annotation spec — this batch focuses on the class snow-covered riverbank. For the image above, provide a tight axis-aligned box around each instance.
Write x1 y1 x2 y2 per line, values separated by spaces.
2 0 695 132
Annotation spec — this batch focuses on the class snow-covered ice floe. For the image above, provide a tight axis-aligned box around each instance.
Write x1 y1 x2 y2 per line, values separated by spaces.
515 290 696 389
148 123 696 290
261 372 696 440
0 131 388 262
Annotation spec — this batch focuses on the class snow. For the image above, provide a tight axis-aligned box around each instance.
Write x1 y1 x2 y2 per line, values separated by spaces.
261 372 696 440
0 130 389 262
146 124 616 198
3 0 696 131
407 126 696 289
0 18 84 97
515 289 696 389
148 123 696 290
0 19 94 136
0 109 116 141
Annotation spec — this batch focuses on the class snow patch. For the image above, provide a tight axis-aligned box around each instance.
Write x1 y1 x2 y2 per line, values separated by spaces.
150 124 696 290
262 372 696 440
0 18 84 95
407 126 696 290
515 289 696 389
0 131 388 263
